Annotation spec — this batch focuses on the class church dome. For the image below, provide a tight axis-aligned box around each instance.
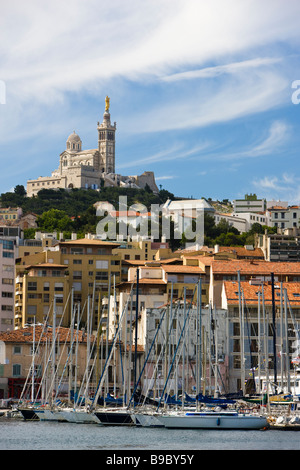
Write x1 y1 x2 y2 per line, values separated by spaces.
66 131 82 152
67 131 81 143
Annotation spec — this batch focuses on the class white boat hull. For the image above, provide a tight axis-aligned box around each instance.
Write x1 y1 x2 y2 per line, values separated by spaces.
34 409 67 422
59 409 98 424
156 412 269 430
131 412 164 427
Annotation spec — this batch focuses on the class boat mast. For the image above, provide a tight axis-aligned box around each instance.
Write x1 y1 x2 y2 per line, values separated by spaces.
271 273 277 392
51 296 57 408
257 291 261 394
280 282 284 391
284 288 291 392
134 268 139 391
68 288 74 406
196 279 202 405
31 319 35 403
105 274 111 403
237 271 245 395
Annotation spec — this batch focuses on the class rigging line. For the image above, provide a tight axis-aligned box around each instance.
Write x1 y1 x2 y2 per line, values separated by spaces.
156 284 197 411
243 291 256 392
165 303 193 399
80 297 108 406
127 307 167 408
18 301 53 404
76 311 104 408
286 294 300 340
155 299 181 403
53 296 86 402
90 277 135 409
138 301 180 407
43 298 85 405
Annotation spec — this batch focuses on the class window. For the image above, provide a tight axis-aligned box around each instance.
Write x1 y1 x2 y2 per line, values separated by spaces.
88 260 93 265
3 265 14 273
13 346 22 355
2 292 13 298
28 282 37 291
52 270 63 277
73 259 82 264
1 305 13 311
73 282 82 291
55 294 63 303
37 269 47 277
44 282 50 291
96 260 108 269
27 305 37 315
54 283 64 291
73 271 82 279
95 272 108 280
2 278 13 285
71 248 83 255
13 364 21 377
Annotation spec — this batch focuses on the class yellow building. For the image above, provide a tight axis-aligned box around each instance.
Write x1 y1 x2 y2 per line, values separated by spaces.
112 239 170 262
14 238 122 331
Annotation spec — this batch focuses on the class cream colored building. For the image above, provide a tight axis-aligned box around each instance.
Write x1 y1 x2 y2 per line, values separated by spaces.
27 97 158 196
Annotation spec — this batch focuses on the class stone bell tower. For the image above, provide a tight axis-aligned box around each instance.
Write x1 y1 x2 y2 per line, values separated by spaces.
97 96 116 174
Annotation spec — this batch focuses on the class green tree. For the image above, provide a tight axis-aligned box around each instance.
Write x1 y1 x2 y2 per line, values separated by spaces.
37 209 73 232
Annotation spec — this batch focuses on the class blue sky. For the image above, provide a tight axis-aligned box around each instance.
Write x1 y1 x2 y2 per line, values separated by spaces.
1 0 300 204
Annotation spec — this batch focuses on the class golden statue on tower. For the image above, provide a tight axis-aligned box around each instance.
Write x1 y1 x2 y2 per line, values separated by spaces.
105 96 110 112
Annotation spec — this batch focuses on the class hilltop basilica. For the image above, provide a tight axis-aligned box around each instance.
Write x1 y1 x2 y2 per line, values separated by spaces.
26 97 158 197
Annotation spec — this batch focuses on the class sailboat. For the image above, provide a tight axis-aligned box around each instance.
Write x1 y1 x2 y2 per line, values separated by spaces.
155 409 269 429
91 275 137 426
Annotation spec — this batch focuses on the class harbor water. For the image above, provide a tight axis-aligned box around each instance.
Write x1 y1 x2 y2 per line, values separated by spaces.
0 417 299 451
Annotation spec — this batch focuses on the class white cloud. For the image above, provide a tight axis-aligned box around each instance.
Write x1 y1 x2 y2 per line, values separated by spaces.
1 0 300 104
253 173 300 204
199 120 289 162
155 175 177 181
161 57 283 82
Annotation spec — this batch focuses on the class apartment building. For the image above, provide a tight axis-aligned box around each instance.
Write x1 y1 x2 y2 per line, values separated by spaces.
14 238 122 331
112 239 169 262
0 238 17 332
222 280 300 393
233 196 266 213
207 258 300 308
0 207 22 223
267 205 300 230
256 229 300 262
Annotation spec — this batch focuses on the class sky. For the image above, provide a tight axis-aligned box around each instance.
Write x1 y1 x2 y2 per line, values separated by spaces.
1 0 300 204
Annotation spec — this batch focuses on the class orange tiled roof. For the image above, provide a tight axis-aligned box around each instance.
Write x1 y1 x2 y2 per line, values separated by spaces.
211 259 300 275
0 325 93 343
217 246 264 257
224 281 300 305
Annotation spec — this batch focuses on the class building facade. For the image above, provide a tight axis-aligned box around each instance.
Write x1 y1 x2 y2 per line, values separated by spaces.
14 238 122 332
0 238 17 332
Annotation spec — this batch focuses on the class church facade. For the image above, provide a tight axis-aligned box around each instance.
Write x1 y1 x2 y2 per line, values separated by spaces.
26 97 158 197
